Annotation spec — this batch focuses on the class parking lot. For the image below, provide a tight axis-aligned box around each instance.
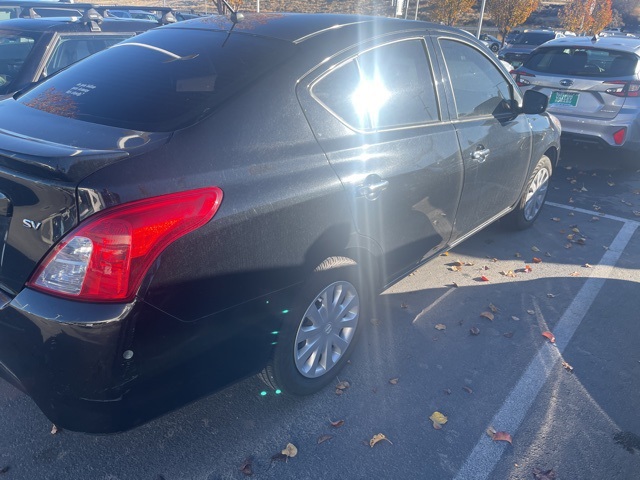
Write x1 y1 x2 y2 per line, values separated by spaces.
1 145 639 480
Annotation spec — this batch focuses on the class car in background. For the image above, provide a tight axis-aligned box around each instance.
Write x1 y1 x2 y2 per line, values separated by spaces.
479 33 501 53
512 35 640 158
499 29 566 67
0 13 559 433
105 9 158 21
0 5 173 96
0 0 82 19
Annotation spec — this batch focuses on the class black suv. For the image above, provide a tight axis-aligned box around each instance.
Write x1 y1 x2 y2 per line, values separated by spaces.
0 13 560 433
0 2 174 95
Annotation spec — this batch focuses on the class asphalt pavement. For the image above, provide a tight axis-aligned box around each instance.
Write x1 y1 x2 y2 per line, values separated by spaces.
1 145 639 480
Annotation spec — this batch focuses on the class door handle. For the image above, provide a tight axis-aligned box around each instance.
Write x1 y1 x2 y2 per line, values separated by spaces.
471 147 491 163
356 179 389 201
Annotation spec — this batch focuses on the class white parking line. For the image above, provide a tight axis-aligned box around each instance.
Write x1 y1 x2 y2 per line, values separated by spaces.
546 201 640 226
454 205 638 480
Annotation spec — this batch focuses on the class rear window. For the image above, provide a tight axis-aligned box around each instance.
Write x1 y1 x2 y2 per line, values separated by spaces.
18 28 294 131
524 47 639 77
513 32 555 45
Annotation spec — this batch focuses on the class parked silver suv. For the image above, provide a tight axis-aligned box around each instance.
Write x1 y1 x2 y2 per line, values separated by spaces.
499 29 566 67
513 35 640 158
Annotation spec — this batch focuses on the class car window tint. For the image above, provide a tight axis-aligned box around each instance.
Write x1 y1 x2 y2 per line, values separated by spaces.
513 32 555 45
312 39 439 130
18 29 295 131
440 39 512 118
0 32 38 93
525 47 638 77
43 35 134 78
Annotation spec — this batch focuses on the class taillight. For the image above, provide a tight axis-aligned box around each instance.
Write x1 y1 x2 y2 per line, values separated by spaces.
603 80 640 97
613 127 626 145
511 70 535 87
28 187 223 302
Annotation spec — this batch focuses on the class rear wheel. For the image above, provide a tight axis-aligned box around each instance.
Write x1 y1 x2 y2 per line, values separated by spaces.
508 155 552 229
260 257 363 395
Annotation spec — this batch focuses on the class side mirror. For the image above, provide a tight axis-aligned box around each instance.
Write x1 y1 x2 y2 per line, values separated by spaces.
521 90 548 114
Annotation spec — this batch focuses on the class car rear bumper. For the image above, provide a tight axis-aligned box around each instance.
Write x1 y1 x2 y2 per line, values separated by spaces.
550 111 640 156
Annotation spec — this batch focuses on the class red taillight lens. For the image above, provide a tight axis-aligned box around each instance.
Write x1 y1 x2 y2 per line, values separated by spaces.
613 127 626 145
603 80 640 97
28 187 223 302
511 70 535 87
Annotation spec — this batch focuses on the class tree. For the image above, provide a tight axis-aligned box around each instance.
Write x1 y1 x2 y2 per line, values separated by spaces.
560 0 613 35
428 0 475 26
487 0 540 43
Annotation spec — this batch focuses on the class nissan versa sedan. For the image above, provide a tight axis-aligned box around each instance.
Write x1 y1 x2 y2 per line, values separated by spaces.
513 35 640 158
0 13 560 433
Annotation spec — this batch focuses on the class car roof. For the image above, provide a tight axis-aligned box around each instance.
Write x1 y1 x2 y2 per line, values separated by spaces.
163 13 457 44
0 15 160 32
539 35 640 54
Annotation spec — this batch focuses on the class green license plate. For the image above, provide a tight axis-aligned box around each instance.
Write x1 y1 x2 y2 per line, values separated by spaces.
550 91 579 107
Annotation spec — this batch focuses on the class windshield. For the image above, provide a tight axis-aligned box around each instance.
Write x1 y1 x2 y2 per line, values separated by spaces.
524 47 639 77
512 32 555 45
18 28 295 131
0 31 39 94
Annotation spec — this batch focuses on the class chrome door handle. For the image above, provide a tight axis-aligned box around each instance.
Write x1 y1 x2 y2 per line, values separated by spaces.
471 147 490 163
357 179 389 201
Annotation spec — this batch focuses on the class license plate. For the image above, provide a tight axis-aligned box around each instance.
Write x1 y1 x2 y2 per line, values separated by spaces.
550 91 579 107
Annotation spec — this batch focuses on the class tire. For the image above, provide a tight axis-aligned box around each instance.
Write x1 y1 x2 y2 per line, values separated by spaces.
259 257 364 395
491 43 499 53
508 155 552 230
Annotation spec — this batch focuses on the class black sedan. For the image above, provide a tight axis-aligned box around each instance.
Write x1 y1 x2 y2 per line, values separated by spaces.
0 13 560 433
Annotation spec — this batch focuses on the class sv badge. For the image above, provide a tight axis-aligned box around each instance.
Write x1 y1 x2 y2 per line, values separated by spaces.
22 219 42 230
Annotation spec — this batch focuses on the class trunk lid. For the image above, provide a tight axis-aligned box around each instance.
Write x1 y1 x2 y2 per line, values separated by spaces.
0 100 170 295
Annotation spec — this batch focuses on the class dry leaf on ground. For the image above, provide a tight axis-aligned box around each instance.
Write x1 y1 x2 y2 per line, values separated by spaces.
503 332 514 338
489 303 499 313
562 361 574 372
369 433 392 447
435 324 446 331
492 431 513 444
429 411 448 430
389 377 399 385
480 312 494 321
282 443 298 458
480 275 490 282
569 271 580 277
511 316 520 321
51 424 60 435
336 381 350 390
462 386 473 394
531 246 540 252
470 326 480 335
240 458 253 476
527 309 535 315
542 331 556 343
330 419 345 428
317 434 333 444
533 257 542 264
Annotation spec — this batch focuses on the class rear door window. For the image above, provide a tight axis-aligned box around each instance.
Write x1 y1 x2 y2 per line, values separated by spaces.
524 47 638 77
311 39 440 131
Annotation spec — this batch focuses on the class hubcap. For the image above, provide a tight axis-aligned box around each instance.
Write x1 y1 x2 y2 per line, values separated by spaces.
294 281 359 378
524 167 549 221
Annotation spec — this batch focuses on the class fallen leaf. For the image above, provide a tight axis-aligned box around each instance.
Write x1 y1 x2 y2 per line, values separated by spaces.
511 316 520 321
486 426 497 438
593 204 602 211
527 309 535 315
572 227 580 233
482 265 490 270
531 246 540 252
583 263 592 268
533 257 542 264
503 332 514 338
542 331 556 343
515 252 522 258
336 381 350 390
564 243 573 249
400 303 408 309
454 260 464 267
547 293 556 298
551 217 561 222
450 265 461 272
317 434 333 444
532 468 557 480
569 197 574 203
470 326 480 336
480 275 490 282
429 411 448 429
51 424 60 435
462 386 473 394
590 216 600 222
492 431 513 444
500 270 516 277
240 458 253 476
568 211 575 215
607 180 615 187
621 199 633 206
444 388 452 395
524 265 532 273
435 324 446 331
442 251 450 256
567 234 575 241
489 303 499 313
562 361 574 373
451 282 459 288
330 419 345 428
282 443 298 458
569 271 580 277
335 388 343 395
480 311 494 321
634 211 640 217
580 185 588 192
369 433 392 447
